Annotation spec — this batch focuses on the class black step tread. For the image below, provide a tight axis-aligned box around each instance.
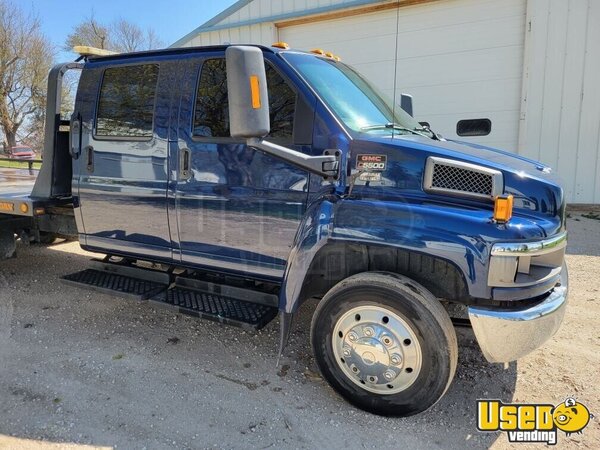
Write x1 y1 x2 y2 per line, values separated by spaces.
61 268 167 300
151 287 277 330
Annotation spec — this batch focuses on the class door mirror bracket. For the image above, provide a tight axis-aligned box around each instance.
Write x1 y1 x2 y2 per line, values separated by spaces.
247 138 340 180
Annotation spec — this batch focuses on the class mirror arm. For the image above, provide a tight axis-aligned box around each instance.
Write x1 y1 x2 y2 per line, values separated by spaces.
247 137 340 180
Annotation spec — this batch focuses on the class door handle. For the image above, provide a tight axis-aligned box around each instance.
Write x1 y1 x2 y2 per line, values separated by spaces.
180 148 191 181
70 112 82 159
85 145 94 172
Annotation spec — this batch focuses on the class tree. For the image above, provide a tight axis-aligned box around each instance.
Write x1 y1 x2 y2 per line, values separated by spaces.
64 14 110 50
65 16 164 53
0 0 53 151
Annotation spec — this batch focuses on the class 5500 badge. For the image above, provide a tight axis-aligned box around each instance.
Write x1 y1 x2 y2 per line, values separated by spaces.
477 397 593 445
356 154 387 171
356 154 387 182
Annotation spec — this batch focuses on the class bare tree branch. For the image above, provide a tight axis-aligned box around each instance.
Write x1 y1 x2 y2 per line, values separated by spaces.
0 0 52 150
64 15 164 53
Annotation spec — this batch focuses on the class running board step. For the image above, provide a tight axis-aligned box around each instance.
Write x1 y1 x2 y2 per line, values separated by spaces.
60 261 170 300
61 262 278 330
149 276 278 330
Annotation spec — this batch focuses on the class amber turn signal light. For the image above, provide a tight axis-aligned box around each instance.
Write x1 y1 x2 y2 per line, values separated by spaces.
19 202 29 214
249 75 261 109
494 195 513 223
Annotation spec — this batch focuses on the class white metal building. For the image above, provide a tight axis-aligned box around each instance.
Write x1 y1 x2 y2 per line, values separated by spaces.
172 0 600 204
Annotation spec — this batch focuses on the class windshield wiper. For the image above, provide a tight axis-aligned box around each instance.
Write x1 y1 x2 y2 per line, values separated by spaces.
360 122 437 139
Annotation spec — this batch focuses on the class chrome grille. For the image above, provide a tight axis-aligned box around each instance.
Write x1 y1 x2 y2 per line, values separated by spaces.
424 157 502 200
432 164 493 195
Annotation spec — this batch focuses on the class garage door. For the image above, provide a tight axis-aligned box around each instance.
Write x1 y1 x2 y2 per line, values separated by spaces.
279 0 526 151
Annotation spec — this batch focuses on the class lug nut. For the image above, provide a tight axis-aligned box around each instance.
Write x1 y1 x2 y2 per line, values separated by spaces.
343 347 351 357
364 327 374 337
382 336 393 347
390 354 402 365
368 376 377 383
348 332 358 342
384 370 396 381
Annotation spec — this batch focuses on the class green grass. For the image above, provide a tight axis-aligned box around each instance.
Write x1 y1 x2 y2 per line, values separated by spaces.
0 159 42 170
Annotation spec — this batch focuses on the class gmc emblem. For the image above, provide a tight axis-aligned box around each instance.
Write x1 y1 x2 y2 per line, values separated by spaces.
356 154 387 171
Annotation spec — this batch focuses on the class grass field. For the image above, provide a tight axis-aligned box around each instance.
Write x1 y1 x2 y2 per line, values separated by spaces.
0 158 42 170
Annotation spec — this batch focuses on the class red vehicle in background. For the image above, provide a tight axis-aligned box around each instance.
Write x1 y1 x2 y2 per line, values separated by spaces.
5 145 36 159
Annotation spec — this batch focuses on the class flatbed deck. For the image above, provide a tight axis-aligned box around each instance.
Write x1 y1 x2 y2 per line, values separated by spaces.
0 167 38 217
0 167 37 196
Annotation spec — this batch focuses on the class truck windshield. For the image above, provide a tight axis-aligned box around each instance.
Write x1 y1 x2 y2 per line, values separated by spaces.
282 52 424 136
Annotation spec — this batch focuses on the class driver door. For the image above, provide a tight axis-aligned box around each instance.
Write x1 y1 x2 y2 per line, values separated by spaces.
173 54 311 278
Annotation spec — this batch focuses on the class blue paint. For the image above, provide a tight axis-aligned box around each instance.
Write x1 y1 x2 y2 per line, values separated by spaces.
71 46 566 316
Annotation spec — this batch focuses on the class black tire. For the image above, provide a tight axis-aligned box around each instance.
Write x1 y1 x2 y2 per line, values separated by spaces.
0 228 16 259
36 232 59 245
311 271 457 416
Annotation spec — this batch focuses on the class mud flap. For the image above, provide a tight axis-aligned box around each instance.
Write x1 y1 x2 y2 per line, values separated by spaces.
277 311 294 365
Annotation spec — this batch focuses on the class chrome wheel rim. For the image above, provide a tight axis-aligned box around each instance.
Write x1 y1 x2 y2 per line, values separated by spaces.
332 305 422 395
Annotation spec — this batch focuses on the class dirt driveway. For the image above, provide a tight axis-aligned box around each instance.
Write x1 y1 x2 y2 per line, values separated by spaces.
0 212 599 449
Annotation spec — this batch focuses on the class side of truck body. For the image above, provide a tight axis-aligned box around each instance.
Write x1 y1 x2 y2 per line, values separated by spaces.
0 44 568 416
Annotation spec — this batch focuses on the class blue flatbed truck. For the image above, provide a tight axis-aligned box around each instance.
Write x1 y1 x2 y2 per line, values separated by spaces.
0 44 568 416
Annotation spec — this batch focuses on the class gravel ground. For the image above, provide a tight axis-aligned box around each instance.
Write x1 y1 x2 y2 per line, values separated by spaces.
0 212 599 449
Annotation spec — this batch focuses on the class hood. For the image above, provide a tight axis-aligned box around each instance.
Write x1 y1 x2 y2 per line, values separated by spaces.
350 135 566 235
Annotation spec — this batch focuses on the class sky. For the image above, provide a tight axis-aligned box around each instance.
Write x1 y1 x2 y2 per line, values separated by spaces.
21 0 239 60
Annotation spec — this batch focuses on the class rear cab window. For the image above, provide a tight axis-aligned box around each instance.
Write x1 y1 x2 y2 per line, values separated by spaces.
95 64 159 139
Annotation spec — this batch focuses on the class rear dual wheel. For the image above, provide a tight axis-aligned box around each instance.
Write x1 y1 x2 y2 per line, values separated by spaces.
311 272 457 416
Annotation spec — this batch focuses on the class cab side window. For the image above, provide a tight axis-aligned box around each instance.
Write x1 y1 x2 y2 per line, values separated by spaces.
193 59 229 138
193 59 296 141
96 64 159 138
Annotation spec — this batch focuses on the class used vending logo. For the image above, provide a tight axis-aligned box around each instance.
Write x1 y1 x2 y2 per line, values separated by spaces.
477 398 593 445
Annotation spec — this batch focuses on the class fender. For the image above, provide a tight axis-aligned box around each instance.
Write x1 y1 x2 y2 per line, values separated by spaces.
276 194 548 354
280 195 337 313
277 194 337 355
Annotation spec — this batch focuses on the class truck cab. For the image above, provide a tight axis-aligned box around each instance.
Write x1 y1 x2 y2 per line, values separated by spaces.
0 44 568 417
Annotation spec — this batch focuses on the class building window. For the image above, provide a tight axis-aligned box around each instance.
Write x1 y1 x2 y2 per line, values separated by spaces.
456 118 492 137
96 64 159 138
193 59 296 140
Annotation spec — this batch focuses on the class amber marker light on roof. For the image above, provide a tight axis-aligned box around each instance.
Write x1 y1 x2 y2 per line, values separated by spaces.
310 48 325 55
272 42 290 49
493 195 514 223
325 51 334 58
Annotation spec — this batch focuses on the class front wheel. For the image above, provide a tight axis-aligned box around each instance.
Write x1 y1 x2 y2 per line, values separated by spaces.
311 272 457 416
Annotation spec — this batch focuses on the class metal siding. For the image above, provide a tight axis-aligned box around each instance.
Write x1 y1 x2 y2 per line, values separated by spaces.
555 0 588 203
182 23 275 47
519 0 600 203
175 0 600 203
218 0 356 25
577 0 600 203
281 0 527 152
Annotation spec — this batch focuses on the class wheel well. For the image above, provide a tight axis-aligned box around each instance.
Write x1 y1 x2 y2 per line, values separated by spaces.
299 242 469 305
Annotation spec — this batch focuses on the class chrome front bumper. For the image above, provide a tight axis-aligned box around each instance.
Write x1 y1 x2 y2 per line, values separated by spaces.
468 264 568 363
